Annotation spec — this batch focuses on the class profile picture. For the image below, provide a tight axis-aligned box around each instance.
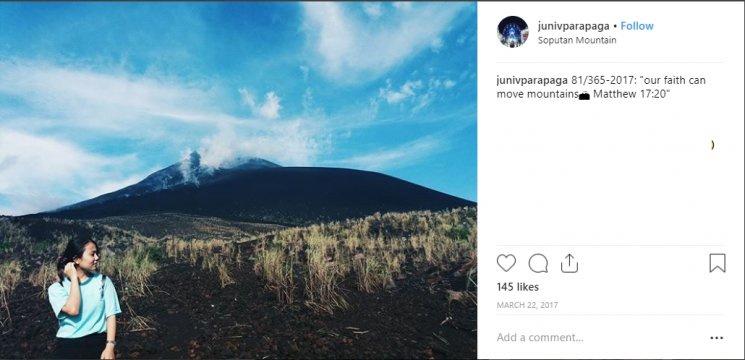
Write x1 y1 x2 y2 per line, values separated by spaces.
498 16 529 48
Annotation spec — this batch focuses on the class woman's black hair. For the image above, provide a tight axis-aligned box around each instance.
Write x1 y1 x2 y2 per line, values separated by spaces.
56 238 105 284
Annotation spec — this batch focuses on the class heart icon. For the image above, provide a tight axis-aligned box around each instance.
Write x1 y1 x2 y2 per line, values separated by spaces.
497 254 516 272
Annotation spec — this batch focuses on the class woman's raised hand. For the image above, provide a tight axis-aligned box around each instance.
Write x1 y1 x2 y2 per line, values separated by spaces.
64 262 78 280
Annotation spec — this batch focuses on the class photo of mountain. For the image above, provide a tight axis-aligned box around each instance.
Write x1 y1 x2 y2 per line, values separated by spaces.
0 3 476 358
37 151 475 226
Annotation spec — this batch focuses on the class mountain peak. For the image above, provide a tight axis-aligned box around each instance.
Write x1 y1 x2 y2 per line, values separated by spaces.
171 152 283 188
53 153 281 212
41 166 476 225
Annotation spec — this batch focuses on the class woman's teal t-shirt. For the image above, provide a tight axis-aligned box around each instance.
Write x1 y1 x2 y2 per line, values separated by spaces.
48 273 122 338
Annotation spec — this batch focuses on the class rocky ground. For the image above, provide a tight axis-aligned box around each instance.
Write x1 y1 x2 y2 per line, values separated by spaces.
1 253 476 359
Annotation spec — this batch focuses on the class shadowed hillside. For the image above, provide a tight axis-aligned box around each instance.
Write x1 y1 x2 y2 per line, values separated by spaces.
34 167 475 226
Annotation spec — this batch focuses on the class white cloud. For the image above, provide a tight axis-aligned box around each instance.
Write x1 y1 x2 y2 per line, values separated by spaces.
392 2 413 11
430 37 444 53
239 89 282 120
0 61 330 215
0 129 106 194
302 88 326 118
84 173 149 199
301 2 468 83
380 79 422 104
362 3 384 19
326 136 441 171
377 77 455 112
0 193 69 217
197 119 325 169
302 88 314 113
259 92 282 120
0 61 222 132
0 128 134 215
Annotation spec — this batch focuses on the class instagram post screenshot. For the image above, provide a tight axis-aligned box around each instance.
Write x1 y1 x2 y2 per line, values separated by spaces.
0 2 743 360
0 3 477 359
480 1 744 359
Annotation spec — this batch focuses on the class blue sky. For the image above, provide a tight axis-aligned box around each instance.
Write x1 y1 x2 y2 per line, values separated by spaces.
0 2 476 216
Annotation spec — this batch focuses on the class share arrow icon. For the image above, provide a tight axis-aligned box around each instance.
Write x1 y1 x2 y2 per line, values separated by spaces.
561 254 578 273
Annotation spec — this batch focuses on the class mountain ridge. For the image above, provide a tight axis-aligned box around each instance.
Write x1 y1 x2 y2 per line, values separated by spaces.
34 154 476 226
55 152 280 212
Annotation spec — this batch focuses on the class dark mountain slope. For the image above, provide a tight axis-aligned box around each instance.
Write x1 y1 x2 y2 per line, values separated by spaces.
36 167 475 226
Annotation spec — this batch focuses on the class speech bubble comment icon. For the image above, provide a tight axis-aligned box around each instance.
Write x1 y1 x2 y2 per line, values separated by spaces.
529 253 548 273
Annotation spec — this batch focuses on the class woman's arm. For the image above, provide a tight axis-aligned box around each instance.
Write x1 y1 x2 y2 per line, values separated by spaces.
60 263 80 316
101 315 117 359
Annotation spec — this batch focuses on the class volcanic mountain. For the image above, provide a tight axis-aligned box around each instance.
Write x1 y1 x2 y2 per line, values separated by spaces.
35 152 476 225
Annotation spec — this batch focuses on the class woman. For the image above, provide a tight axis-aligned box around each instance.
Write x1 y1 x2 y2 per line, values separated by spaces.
48 238 121 359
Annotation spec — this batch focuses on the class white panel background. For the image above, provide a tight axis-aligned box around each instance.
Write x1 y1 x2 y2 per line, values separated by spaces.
478 2 744 358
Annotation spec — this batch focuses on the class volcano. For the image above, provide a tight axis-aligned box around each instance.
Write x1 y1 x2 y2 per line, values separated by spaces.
33 153 475 225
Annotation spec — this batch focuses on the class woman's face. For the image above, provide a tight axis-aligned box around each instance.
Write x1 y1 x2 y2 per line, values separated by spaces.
74 242 99 273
